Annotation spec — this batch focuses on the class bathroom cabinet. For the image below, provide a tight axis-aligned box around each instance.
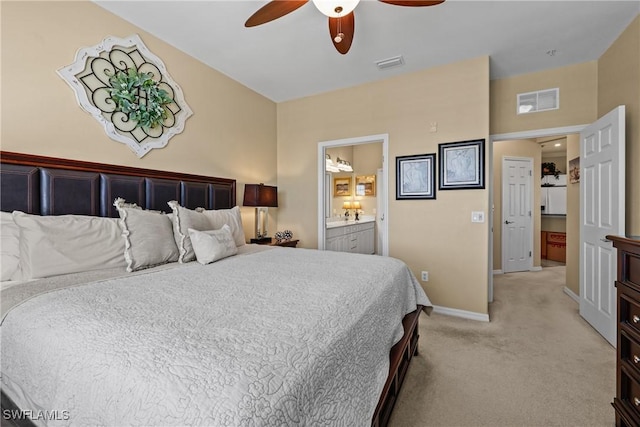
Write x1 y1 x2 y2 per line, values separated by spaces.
326 221 375 255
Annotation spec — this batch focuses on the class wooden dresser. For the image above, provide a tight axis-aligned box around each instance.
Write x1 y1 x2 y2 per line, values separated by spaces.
610 235 640 426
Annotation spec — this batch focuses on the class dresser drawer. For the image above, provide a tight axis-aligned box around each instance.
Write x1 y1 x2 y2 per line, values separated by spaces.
621 332 640 375
622 294 640 335
621 370 640 418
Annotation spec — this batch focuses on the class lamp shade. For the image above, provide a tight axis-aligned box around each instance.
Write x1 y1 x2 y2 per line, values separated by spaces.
352 201 361 210
342 201 352 209
243 184 278 207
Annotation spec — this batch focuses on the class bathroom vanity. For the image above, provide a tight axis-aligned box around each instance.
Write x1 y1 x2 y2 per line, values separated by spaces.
326 217 375 254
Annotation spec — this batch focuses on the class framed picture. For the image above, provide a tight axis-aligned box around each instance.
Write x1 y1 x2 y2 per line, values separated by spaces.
438 139 485 190
355 175 376 196
569 157 580 183
333 177 352 197
396 153 436 200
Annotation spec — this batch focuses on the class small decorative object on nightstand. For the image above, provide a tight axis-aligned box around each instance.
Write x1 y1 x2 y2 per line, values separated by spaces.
274 231 284 243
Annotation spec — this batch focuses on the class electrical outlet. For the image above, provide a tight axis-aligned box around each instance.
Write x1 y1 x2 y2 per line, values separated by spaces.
421 271 429 281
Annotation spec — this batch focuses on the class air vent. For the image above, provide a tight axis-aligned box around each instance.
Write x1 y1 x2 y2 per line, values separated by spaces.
375 55 404 70
517 88 559 114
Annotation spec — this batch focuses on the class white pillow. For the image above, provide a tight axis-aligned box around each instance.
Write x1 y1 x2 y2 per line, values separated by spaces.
200 206 246 248
188 225 238 265
1 211 20 281
167 201 213 263
114 198 179 272
11 211 126 280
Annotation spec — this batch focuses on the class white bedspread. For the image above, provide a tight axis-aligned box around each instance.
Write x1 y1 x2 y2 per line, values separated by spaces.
1 247 430 426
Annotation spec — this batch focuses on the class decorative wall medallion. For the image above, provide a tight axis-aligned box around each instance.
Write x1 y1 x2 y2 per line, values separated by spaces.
57 35 193 157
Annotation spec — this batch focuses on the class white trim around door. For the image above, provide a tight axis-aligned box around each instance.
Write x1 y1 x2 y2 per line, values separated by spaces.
317 134 389 256
489 124 588 302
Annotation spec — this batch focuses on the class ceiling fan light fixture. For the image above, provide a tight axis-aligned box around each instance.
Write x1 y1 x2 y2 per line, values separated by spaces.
312 0 360 17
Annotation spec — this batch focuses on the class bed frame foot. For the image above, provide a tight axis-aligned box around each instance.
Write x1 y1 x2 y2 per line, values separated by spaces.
371 306 423 427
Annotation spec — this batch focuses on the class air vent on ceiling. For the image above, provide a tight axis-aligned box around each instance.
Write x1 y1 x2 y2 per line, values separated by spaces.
517 88 559 114
375 55 404 70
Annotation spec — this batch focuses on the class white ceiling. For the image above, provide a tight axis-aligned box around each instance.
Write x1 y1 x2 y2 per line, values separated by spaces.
94 0 640 103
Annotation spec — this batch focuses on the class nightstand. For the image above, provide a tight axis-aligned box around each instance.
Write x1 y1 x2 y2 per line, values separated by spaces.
271 239 299 248
250 237 272 245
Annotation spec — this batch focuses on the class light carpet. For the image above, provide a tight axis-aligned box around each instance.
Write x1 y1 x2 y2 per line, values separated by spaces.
389 266 615 427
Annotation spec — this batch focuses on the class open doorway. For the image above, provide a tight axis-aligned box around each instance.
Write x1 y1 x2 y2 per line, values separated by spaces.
488 125 586 303
317 134 389 256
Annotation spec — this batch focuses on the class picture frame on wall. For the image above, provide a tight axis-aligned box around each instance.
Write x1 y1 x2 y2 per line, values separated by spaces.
569 157 580 183
396 153 436 200
333 177 352 197
438 139 485 190
355 175 376 196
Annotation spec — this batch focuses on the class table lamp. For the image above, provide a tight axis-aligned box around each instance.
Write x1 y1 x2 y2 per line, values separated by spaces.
243 183 278 242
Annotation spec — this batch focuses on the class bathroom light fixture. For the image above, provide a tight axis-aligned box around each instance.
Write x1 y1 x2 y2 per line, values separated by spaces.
336 157 353 172
325 154 340 173
243 183 278 242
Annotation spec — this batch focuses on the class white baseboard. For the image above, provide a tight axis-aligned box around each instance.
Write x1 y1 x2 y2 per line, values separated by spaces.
563 286 579 303
432 305 490 322
494 267 541 274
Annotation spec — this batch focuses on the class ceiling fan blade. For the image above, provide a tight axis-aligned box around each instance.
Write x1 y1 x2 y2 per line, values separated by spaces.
245 0 309 27
329 12 355 55
378 0 445 6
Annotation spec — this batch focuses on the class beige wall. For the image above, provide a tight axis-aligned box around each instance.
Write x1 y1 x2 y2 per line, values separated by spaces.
278 57 491 315
1 1 277 240
541 217 566 233
490 62 598 135
597 15 640 237
352 143 382 216
565 134 580 296
492 139 542 271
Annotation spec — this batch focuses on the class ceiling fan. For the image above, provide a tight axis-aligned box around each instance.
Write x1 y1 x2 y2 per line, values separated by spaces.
245 0 445 55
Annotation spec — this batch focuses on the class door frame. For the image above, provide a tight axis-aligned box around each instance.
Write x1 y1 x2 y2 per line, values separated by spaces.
317 133 389 255
489 124 587 302
501 156 534 273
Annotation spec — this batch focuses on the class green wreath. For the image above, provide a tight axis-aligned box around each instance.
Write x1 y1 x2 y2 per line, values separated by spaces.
107 68 173 130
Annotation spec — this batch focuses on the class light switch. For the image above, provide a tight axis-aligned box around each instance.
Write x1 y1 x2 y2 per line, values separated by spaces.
471 211 485 223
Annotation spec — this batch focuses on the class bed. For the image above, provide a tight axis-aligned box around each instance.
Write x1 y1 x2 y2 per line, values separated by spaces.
0 151 431 427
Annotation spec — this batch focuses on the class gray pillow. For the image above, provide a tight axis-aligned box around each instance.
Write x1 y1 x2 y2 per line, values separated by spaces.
167 201 212 263
114 198 179 272
12 211 126 280
188 225 238 265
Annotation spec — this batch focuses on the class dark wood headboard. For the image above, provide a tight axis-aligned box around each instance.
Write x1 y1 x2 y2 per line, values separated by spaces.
0 151 236 217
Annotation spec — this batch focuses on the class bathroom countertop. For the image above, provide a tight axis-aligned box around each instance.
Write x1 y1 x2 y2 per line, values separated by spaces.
326 215 375 229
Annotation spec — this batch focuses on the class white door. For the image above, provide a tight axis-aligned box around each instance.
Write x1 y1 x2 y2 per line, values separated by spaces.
376 168 384 255
502 157 533 273
580 105 625 347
